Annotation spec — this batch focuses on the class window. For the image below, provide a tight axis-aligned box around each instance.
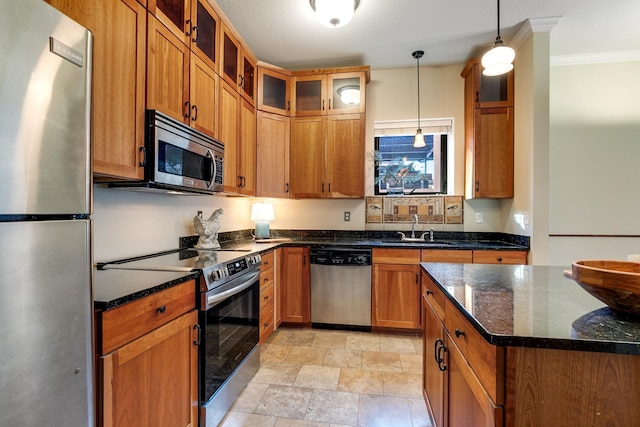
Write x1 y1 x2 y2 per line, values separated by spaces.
374 119 450 195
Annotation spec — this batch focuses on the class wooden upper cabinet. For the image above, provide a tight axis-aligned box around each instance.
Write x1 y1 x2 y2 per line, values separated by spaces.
462 59 514 199
147 12 190 122
220 23 256 105
291 74 327 116
238 97 256 196
289 116 327 198
291 70 366 116
461 60 514 108
327 114 365 198
189 52 218 137
191 0 220 71
147 0 190 44
328 72 366 114
257 111 290 198
257 66 291 116
219 80 240 192
46 0 147 180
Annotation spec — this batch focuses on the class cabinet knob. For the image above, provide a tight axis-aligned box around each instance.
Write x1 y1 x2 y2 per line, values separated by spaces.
157 305 166 314
497 257 503 262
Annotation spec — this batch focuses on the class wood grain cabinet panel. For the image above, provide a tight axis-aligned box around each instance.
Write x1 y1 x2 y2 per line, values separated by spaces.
46 0 147 180
280 247 310 324
257 111 290 198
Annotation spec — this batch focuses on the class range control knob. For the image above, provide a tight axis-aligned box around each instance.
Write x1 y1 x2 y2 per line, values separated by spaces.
248 254 261 265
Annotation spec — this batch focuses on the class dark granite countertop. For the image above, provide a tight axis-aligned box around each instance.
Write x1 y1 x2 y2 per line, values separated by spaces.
421 262 640 355
94 268 199 310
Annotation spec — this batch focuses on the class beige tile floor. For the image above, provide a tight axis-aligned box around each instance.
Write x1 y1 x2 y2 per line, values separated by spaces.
219 327 433 427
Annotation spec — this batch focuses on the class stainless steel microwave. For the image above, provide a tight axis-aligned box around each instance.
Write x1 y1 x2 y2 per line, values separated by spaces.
108 110 224 195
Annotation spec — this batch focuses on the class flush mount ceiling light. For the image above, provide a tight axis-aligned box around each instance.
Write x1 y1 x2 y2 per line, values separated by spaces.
337 85 360 105
310 0 360 28
412 50 426 148
481 0 515 76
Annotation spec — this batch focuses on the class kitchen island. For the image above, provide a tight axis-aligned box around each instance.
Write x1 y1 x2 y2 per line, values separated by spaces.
421 262 640 427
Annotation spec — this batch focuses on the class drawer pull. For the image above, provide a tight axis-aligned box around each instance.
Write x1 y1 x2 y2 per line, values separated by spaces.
263 295 269 300
193 324 201 346
264 277 269 282
455 328 465 338
156 305 166 314
425 289 433 295
263 322 270 328
497 257 503 262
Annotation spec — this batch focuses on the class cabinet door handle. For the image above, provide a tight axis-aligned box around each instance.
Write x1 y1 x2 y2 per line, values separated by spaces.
475 181 479 193
415 272 419 284
193 324 201 346
184 101 191 118
191 104 198 121
156 305 166 314
185 19 192 37
321 182 325 193
475 91 479 103
328 183 331 193
434 338 442 364
322 99 325 111
263 294 269 300
285 182 289 193
303 253 307 265
191 25 198 43
455 328 465 338
139 146 146 167
287 100 290 111
328 98 332 110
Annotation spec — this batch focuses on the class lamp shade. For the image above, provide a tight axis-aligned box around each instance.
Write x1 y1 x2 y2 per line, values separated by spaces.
311 0 355 28
481 43 515 76
337 85 360 105
250 203 275 222
413 130 426 148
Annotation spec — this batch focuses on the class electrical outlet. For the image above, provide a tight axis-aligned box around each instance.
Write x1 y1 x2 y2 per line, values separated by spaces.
476 212 484 223
344 211 351 222
523 212 530 225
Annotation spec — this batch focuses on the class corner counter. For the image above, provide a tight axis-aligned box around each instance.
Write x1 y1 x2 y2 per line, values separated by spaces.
420 262 640 426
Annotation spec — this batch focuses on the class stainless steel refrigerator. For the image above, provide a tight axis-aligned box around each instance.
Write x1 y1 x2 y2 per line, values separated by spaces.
0 0 94 425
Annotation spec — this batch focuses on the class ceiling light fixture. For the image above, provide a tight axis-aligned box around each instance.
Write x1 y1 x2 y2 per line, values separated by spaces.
310 0 359 28
412 50 426 148
481 0 515 76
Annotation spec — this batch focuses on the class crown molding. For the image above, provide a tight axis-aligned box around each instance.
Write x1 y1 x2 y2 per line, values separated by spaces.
510 17 562 50
551 50 640 66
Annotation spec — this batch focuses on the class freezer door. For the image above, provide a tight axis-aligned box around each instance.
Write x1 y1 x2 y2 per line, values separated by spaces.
0 0 92 216
0 220 93 427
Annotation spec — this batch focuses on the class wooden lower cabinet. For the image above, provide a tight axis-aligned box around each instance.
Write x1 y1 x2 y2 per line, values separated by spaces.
96 280 198 427
473 250 527 264
280 247 310 324
372 249 421 330
259 250 276 343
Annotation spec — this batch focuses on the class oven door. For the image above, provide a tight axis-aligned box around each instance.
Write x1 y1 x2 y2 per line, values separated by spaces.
200 271 260 410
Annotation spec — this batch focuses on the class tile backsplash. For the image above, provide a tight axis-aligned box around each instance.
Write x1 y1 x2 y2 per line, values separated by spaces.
366 195 463 224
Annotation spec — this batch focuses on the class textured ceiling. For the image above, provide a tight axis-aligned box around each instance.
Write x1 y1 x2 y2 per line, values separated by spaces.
214 0 640 70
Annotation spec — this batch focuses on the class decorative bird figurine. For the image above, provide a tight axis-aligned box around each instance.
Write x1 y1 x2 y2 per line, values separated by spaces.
193 209 223 249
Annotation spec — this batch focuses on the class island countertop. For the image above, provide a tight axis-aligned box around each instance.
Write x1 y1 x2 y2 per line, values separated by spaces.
421 262 640 355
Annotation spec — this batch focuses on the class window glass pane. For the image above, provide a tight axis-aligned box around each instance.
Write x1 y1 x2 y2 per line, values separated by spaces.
374 133 445 195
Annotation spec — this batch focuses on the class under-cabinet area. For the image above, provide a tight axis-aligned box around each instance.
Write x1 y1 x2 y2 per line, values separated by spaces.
421 262 640 427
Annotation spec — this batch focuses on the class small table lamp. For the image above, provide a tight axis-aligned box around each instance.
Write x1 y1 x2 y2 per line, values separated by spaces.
250 202 275 239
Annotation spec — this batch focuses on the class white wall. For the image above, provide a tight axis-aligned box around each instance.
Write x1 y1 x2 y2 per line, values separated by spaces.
547 60 640 265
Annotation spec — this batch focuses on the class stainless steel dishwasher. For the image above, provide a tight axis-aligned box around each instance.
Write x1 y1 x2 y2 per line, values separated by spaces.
310 247 372 331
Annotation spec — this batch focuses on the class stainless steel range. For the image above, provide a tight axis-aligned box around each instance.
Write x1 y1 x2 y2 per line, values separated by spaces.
100 247 262 427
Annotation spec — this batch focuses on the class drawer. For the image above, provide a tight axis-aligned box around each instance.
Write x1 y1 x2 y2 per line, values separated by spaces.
260 251 275 272
444 298 504 404
373 248 421 265
260 265 274 288
422 249 473 263
473 250 527 265
260 282 274 309
100 280 196 354
421 274 445 321
259 302 274 342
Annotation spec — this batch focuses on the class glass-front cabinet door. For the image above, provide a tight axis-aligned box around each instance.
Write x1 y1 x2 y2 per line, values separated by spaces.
241 52 256 105
292 75 326 116
149 0 190 45
191 0 219 71
258 67 291 116
328 72 365 114
221 23 240 89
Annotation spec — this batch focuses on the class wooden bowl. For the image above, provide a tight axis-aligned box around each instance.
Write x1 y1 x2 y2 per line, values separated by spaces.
566 260 640 315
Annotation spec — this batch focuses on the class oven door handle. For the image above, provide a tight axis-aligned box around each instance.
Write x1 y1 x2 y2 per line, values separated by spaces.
204 270 260 309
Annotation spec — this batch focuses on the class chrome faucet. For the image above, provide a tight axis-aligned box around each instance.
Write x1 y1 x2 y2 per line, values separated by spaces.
411 214 418 238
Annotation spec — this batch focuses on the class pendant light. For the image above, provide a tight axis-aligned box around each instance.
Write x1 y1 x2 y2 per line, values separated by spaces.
412 50 426 148
481 0 515 76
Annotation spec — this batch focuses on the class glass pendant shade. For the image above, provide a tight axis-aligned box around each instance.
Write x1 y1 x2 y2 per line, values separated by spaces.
481 40 515 76
311 0 355 28
337 86 360 105
413 129 426 148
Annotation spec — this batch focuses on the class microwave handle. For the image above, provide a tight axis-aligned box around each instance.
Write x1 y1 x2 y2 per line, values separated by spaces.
207 149 215 190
